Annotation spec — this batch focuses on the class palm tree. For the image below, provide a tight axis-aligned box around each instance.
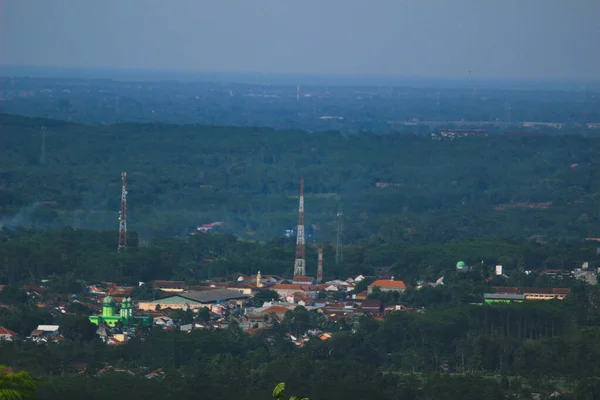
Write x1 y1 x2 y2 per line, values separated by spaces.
272 382 309 400
0 365 38 400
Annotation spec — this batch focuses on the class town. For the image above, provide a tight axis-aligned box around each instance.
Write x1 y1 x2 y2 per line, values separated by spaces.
1 260 589 346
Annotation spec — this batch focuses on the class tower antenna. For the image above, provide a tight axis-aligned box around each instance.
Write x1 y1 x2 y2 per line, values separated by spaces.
118 172 128 252
335 209 343 264
293 179 306 276
317 247 323 283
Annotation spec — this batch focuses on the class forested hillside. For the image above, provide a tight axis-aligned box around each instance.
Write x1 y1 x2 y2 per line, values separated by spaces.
2 113 600 242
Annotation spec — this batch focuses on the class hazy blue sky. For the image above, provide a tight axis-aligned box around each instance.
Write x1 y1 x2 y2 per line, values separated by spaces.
2 0 599 80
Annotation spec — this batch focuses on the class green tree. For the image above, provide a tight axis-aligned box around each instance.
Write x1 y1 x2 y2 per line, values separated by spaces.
59 315 97 342
253 290 280 307
0 365 38 400
196 306 210 322
272 383 308 400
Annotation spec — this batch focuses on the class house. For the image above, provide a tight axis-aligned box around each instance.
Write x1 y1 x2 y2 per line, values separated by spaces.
292 275 315 285
152 280 187 292
0 326 18 341
138 289 249 311
368 279 407 294
359 299 383 314
285 292 313 306
353 290 368 301
491 286 520 294
263 305 292 320
386 304 420 314
30 325 61 343
153 316 175 327
271 284 306 297
523 287 570 300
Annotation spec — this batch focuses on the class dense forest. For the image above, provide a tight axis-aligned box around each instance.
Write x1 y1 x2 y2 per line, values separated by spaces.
1 229 599 284
2 113 600 243
3 112 600 399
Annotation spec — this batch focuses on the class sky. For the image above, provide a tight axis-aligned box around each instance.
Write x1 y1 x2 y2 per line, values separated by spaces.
2 0 600 81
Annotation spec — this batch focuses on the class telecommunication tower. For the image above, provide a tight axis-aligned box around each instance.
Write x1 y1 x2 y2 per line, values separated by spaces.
317 247 323 283
118 172 128 252
293 179 306 276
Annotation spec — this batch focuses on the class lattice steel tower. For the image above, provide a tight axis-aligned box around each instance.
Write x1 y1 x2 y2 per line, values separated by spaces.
293 179 306 276
118 172 128 252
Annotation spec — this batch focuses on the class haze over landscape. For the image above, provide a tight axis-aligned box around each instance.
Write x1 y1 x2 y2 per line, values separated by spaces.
2 2 600 400
3 0 600 81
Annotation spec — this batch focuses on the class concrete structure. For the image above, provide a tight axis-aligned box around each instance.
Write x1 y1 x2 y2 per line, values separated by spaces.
138 289 249 311
89 296 152 328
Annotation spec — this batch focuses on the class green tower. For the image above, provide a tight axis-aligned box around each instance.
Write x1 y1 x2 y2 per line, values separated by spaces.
102 295 116 317
90 295 152 329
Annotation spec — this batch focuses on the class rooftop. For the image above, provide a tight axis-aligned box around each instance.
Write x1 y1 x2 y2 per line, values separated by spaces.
157 289 249 304
369 279 407 289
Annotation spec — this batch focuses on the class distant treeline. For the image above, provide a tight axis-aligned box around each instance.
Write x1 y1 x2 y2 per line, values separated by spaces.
2 113 600 242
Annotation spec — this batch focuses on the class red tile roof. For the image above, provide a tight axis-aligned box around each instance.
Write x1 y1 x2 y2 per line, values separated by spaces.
492 286 520 294
369 280 407 289
293 276 314 282
263 306 290 315
272 284 305 291
0 326 18 336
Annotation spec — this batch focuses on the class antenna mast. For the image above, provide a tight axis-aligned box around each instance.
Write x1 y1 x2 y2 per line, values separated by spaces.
293 179 306 276
118 172 127 252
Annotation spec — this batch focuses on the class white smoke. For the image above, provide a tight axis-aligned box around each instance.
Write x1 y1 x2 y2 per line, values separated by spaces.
0 202 41 230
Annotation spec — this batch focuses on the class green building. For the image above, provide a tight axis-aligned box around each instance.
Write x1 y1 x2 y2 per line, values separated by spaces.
89 296 152 328
483 293 525 304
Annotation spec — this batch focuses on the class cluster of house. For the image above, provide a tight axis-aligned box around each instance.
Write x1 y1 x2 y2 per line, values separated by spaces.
0 264 588 346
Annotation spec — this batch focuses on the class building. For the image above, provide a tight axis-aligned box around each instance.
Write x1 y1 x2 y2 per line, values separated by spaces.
292 275 314 285
484 286 570 303
0 326 18 341
367 279 407 294
137 289 249 311
484 293 525 304
523 287 570 300
89 296 152 328
152 280 187 292
359 299 383 314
